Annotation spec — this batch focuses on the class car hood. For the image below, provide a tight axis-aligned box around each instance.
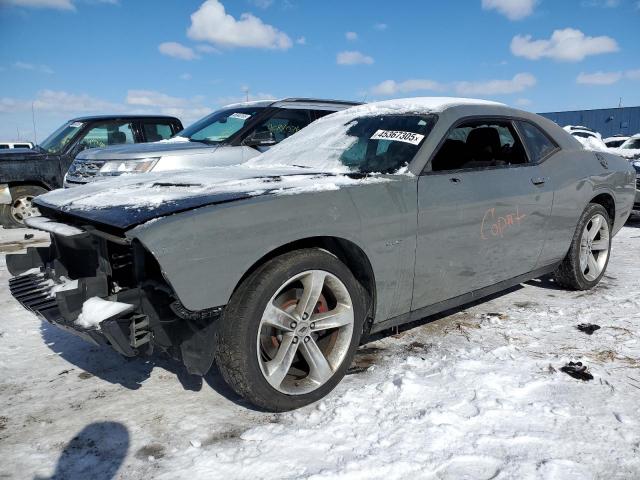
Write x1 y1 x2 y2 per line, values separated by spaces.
77 140 217 160
36 165 391 230
0 148 46 162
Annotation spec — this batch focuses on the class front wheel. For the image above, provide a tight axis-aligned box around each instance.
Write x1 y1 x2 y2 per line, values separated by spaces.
554 203 612 290
0 185 47 229
214 249 365 411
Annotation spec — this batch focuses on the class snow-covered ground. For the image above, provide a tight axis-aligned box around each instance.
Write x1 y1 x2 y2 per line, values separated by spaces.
1 222 640 480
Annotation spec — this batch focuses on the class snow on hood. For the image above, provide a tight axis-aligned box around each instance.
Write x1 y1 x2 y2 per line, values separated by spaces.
37 165 391 212
609 147 640 160
572 135 640 159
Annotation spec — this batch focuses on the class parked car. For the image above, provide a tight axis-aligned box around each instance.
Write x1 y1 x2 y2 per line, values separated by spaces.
63 98 360 187
632 160 640 215
564 125 608 152
604 135 631 148
7 97 635 411
619 134 640 152
0 142 34 150
0 115 183 228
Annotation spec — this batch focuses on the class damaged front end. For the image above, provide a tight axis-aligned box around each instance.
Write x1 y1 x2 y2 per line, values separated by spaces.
7 216 223 376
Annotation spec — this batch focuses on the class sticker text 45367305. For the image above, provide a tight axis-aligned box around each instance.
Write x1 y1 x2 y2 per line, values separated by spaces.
370 130 425 146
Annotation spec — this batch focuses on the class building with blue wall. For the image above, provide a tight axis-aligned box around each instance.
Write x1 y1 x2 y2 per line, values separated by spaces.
539 106 640 138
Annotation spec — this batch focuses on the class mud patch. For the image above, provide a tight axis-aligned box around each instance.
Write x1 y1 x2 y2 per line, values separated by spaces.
0 416 7 431
135 443 165 460
78 372 94 380
347 347 383 375
202 429 244 446
514 301 538 309
560 362 594 381
576 323 601 335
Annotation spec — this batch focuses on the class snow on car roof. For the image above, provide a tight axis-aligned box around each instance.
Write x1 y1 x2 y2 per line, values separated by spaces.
338 97 506 117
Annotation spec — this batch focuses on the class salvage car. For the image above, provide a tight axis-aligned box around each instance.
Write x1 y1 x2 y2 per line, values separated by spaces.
64 98 359 187
0 115 183 228
7 98 636 411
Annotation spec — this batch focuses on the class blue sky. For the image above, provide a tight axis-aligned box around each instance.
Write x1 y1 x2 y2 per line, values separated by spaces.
1 0 639 141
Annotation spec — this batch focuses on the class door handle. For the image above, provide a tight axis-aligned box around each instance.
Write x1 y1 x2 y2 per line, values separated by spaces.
531 177 547 186
449 177 462 184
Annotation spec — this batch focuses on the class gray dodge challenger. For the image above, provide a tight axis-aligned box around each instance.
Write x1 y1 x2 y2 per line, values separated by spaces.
7 98 636 411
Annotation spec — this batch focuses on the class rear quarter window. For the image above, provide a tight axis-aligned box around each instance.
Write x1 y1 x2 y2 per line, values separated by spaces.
516 121 558 163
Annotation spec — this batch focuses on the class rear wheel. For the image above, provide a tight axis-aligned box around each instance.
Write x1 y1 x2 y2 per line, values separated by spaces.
0 185 47 229
554 203 611 290
214 249 365 411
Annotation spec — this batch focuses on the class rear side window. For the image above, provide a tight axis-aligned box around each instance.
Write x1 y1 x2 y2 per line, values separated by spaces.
0 145 8 149
516 121 557 163
250 109 312 143
431 119 528 172
79 122 135 150
142 122 174 142
14 144 31 149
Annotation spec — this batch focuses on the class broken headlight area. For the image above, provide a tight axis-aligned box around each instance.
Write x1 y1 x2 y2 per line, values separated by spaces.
7 220 223 376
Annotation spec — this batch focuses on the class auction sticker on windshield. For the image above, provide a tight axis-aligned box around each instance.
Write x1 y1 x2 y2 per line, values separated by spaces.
230 113 251 121
370 130 425 145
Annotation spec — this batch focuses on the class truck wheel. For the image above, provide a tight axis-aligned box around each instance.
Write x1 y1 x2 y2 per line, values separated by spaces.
214 249 365 411
0 185 47 229
554 203 612 290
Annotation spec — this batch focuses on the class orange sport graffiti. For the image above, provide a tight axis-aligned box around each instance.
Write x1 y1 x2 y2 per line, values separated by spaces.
481 206 526 240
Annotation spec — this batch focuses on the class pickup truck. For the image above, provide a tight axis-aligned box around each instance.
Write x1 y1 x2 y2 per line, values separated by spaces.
0 114 183 228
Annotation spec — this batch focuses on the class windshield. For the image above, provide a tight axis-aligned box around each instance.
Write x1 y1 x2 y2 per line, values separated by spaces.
39 121 85 154
179 107 265 144
621 137 640 150
248 113 437 174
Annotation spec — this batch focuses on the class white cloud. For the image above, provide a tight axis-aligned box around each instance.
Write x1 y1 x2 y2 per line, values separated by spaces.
216 91 276 106
515 98 532 107
369 73 536 97
158 42 199 61
180 73 193 81
577 71 622 85
14 61 54 74
373 23 388 31
481 0 537 20
195 44 220 54
1 0 74 9
249 0 273 8
345 31 358 41
511 28 619 62
575 68 640 85
626 69 640 80
455 73 537 95
295 36 306 45
371 79 444 96
187 0 292 50
1 0 119 9
126 90 211 123
336 50 374 66
0 89 117 113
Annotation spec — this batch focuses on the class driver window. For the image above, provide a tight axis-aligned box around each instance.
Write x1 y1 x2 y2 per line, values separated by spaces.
79 122 135 150
250 110 312 144
430 119 528 172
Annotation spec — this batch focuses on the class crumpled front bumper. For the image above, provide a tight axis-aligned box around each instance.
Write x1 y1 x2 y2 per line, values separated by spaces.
7 239 149 358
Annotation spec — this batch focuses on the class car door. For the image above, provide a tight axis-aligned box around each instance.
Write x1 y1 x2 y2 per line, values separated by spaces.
412 118 554 311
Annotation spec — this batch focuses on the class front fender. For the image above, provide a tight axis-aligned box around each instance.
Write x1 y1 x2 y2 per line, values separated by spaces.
128 177 418 322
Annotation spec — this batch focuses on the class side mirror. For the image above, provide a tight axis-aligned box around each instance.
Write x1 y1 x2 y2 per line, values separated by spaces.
243 130 276 147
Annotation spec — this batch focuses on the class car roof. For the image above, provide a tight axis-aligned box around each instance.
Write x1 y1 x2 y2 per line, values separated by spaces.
221 97 362 111
68 114 182 122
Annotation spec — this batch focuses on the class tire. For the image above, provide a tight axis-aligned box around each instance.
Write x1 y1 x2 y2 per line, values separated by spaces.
214 248 366 412
0 185 47 229
554 203 612 290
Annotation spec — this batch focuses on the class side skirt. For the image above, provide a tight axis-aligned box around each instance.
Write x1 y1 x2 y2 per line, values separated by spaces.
370 263 559 334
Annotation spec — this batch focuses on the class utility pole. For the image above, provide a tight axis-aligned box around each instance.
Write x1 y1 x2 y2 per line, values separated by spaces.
242 86 249 102
618 97 623 108
31 101 38 144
